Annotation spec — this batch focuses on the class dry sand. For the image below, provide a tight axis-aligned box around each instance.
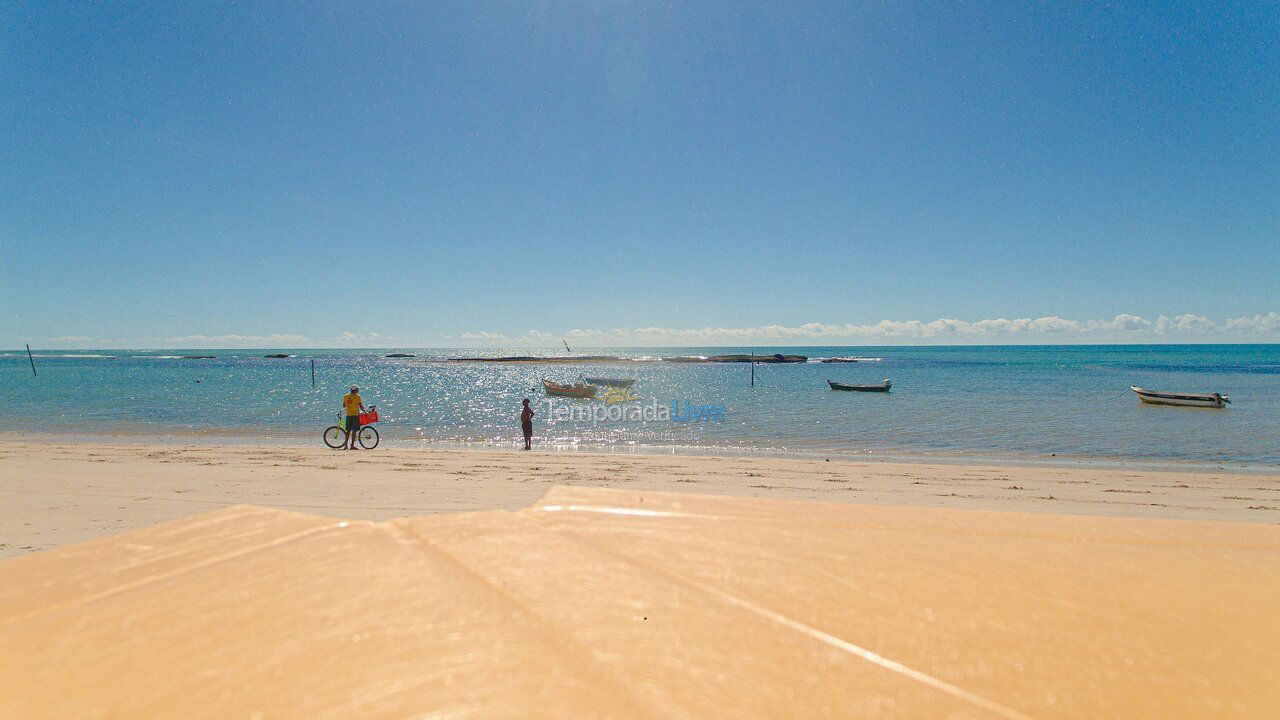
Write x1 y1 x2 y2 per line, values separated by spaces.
3 486 1277 718
2 440 1277 558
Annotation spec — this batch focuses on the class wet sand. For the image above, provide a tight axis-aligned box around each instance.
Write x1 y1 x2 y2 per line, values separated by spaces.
2 440 1277 558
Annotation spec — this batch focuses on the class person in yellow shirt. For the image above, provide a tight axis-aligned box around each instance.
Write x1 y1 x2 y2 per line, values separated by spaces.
341 386 366 450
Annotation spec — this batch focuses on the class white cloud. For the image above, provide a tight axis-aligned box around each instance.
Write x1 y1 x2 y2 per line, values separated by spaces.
164 333 311 346
154 331 406 348
468 311 1277 345
45 310 1271 351
1154 314 1215 335
1225 312 1280 333
565 328 614 339
1090 314 1151 332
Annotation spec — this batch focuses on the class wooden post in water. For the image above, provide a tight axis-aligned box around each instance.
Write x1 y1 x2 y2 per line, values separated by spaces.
750 351 754 387
26 344 37 377
310 359 316 389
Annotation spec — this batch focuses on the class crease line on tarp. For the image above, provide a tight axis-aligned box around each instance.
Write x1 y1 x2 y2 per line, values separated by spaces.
541 522 1039 720
384 519 686 720
538 504 720 520
677 573 1038 720
534 503 1280 551
0 523 342 631
0 489 448 516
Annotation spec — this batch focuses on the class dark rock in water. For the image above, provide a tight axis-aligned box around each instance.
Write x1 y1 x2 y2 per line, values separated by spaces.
711 354 807 363
181 355 216 359
820 357 860 363
449 355 624 363
264 354 291 358
663 354 807 364
452 356 539 362
385 353 415 358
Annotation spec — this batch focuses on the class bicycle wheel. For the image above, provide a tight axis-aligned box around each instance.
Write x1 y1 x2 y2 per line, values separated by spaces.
323 426 346 449
358 425 379 449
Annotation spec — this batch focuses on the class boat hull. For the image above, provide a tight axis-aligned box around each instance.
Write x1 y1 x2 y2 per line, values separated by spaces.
828 380 891 392
1130 387 1228 408
543 380 597 398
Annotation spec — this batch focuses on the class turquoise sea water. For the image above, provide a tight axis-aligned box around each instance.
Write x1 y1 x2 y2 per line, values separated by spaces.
4 345 1278 468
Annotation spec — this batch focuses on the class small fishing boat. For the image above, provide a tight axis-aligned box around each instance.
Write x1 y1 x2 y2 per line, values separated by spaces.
828 379 891 392
1131 386 1229 408
543 379 598 398
584 377 636 388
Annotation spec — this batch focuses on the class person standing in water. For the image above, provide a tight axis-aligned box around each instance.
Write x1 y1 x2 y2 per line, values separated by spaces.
342 386 366 450
521 398 535 450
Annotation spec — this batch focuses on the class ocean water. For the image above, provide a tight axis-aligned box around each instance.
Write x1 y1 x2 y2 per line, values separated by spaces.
4 345 1278 468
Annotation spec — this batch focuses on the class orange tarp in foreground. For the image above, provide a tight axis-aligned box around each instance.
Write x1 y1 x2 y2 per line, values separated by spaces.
1 487 1277 719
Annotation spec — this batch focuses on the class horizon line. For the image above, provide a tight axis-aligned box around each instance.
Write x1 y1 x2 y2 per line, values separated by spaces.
8 341 1280 353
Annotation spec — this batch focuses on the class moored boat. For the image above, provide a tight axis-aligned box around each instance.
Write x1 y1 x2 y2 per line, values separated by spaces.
543 379 598 398
1131 386 1229 408
828 379 891 392
584 377 636 388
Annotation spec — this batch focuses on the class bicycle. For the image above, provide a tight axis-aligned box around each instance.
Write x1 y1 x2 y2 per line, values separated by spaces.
324 406 380 449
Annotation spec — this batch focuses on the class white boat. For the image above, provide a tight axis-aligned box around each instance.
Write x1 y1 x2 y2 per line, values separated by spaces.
1131 386 1229 408
543 379 597 398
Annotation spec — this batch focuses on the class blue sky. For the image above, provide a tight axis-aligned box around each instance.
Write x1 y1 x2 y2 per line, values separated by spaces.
2 1 1277 348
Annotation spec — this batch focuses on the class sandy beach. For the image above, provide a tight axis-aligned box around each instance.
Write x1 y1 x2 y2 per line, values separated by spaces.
4 470 1279 718
3 440 1277 558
